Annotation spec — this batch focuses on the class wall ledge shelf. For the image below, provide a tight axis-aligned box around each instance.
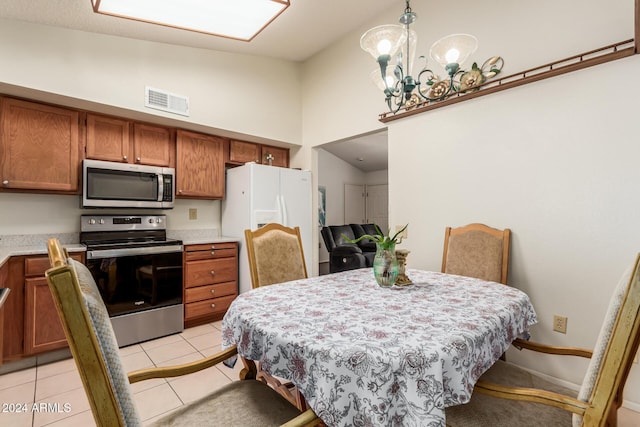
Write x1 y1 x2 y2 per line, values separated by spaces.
379 39 637 123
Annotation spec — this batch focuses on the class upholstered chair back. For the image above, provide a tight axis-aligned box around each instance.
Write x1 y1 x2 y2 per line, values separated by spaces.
45 240 141 427
442 223 511 285
245 223 308 288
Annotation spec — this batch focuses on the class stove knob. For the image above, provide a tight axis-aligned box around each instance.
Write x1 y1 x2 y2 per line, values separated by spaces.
148 218 155 224
89 218 96 225
99 219 105 224
157 218 162 223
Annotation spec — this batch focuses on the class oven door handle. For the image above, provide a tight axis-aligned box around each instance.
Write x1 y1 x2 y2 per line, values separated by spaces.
87 244 184 259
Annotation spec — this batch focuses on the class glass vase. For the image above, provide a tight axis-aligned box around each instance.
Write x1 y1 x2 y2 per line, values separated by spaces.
373 242 399 287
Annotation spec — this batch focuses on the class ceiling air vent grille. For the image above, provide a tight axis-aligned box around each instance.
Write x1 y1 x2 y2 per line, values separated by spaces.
145 86 190 116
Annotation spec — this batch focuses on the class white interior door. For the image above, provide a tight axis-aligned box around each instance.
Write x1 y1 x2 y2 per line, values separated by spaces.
366 184 388 231
344 184 365 224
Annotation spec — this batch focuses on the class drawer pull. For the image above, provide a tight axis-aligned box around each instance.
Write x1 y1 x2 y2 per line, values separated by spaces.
211 250 215 255
210 304 216 309
210 271 215 275
211 245 216 249
210 289 215 294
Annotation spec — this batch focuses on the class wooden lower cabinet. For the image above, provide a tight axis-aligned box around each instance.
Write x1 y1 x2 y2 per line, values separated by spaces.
0 261 7 365
184 242 238 328
23 252 84 356
23 277 67 355
2 252 85 362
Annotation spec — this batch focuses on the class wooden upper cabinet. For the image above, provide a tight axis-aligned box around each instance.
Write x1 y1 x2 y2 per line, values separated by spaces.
261 145 289 168
229 139 261 164
227 139 290 168
133 123 175 167
176 130 225 199
86 114 130 163
85 114 175 168
0 97 80 193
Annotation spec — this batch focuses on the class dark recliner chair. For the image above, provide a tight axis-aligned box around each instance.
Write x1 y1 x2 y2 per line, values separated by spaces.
321 224 380 273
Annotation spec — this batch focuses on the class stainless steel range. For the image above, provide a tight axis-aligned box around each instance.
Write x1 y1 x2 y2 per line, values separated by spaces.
80 214 183 347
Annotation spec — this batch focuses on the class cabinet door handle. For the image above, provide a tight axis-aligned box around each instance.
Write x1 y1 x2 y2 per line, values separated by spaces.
211 245 216 249
178 189 183 194
210 303 216 309
210 250 215 255
136 157 141 162
210 289 215 294
2 180 8 185
210 271 215 275
123 155 128 161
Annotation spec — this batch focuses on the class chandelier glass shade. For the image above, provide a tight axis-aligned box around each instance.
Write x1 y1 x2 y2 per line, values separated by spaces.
361 0 503 114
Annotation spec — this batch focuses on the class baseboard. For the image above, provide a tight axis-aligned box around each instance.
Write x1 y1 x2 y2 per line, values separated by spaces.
622 399 640 412
513 364 581 391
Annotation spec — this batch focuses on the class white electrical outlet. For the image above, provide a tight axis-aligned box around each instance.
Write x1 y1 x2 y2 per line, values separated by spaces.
553 315 568 334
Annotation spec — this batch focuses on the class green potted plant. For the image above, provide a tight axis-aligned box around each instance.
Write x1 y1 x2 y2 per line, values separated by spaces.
343 224 408 287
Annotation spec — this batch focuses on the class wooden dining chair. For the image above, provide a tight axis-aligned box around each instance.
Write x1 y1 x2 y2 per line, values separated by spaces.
442 223 511 284
445 253 640 427
244 222 308 289
244 223 309 411
44 238 319 427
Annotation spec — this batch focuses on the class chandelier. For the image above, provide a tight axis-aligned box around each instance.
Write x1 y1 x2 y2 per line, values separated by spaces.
361 0 504 114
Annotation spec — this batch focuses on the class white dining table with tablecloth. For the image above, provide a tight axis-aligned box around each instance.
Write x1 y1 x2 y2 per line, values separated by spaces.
221 268 538 427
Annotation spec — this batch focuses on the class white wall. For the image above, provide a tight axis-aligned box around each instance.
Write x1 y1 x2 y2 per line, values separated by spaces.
317 148 389 263
389 56 640 407
317 148 366 262
0 18 302 145
301 0 640 410
0 18 304 238
365 170 388 185
0 193 220 236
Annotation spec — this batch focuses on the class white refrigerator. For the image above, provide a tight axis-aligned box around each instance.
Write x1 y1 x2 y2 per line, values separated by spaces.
221 163 313 294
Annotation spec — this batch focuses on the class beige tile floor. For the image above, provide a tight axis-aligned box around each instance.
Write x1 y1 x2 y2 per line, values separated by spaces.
0 321 243 426
1 319 639 426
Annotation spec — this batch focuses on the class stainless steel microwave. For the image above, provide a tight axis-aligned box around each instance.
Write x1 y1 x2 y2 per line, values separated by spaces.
82 159 175 209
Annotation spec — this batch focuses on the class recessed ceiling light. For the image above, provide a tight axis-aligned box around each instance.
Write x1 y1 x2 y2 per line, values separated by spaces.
91 0 290 41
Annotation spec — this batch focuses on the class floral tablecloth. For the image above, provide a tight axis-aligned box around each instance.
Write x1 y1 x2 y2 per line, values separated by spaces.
221 268 538 427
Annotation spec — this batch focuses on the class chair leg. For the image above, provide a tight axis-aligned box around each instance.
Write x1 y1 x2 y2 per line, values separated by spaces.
256 364 308 412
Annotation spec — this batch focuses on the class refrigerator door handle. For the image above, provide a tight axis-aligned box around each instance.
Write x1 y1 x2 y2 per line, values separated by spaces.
278 195 288 226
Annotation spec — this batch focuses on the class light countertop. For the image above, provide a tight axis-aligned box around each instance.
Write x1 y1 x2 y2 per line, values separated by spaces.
0 230 240 267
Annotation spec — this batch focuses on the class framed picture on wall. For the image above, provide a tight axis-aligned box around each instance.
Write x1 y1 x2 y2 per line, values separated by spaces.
318 186 326 227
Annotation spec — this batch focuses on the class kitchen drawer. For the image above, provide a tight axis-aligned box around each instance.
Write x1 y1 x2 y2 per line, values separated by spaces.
185 294 236 320
24 253 84 277
185 281 236 303
184 258 237 288
184 242 237 261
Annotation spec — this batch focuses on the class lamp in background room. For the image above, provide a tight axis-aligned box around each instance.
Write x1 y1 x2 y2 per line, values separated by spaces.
91 0 290 41
361 0 504 114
